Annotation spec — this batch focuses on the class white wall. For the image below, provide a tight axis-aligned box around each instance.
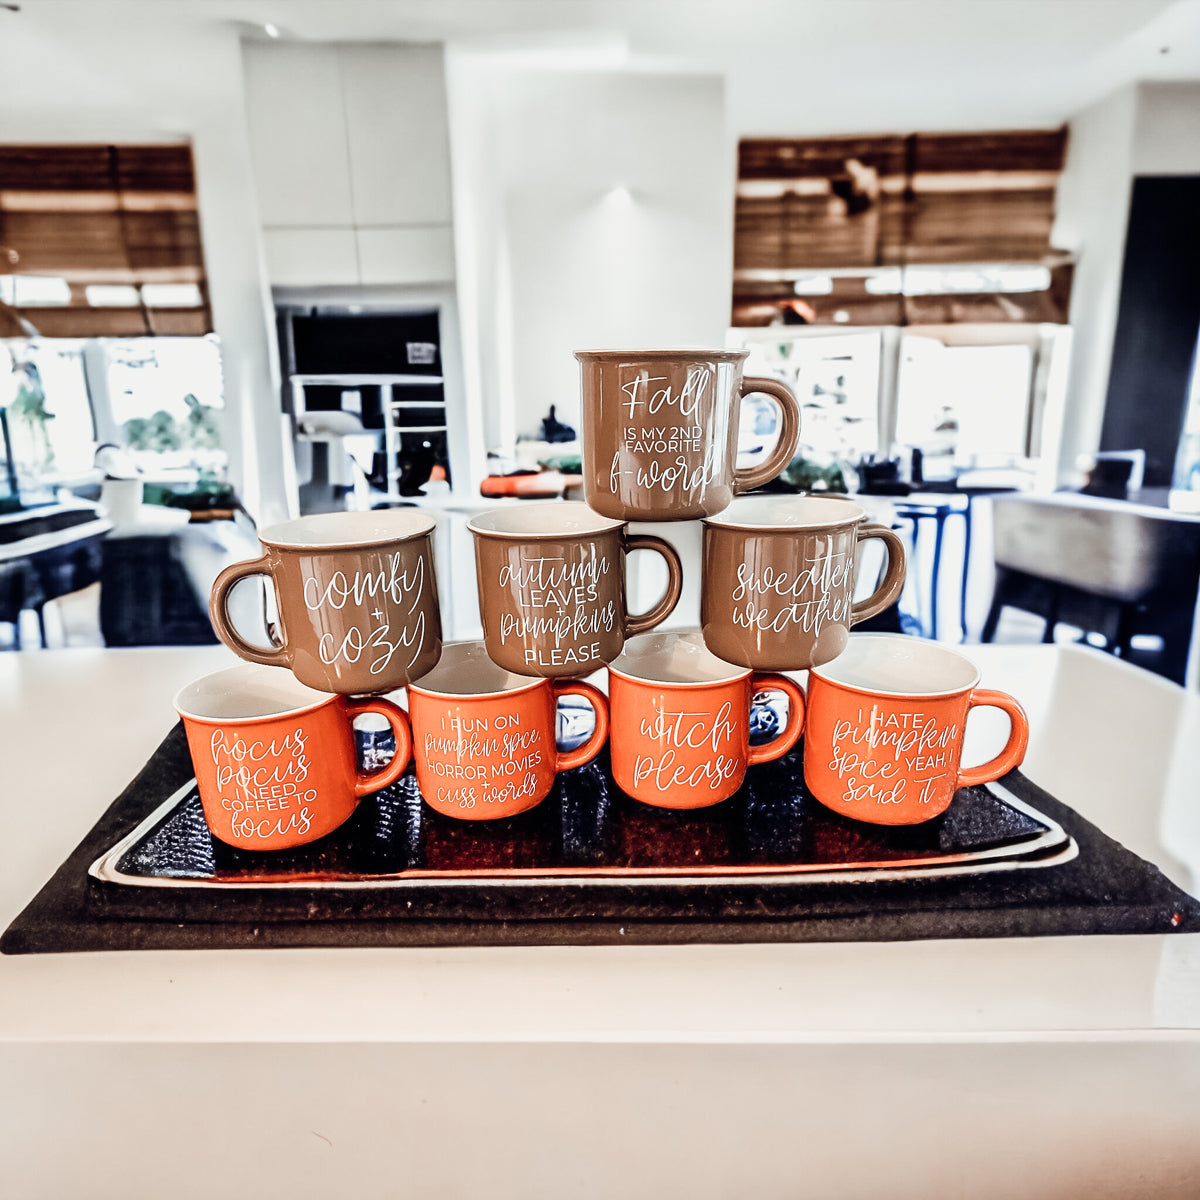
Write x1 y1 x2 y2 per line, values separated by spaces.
447 54 732 450
242 42 457 289
0 9 288 525
1051 80 1200 486
1132 81 1200 174
1048 84 1138 487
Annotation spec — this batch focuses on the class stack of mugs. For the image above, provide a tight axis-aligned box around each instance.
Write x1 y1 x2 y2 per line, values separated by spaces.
179 349 1028 854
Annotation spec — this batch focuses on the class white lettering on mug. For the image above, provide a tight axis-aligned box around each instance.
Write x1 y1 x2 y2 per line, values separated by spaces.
826 705 958 807
728 553 853 637
496 553 614 667
423 711 546 809
631 700 740 793
607 368 727 500
304 553 428 676
208 726 319 842
608 451 723 498
618 370 709 421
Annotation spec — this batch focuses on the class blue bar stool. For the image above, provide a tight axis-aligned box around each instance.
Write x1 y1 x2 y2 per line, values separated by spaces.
892 500 971 640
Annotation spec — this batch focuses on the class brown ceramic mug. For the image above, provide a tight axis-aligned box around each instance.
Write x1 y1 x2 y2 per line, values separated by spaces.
209 510 442 694
575 349 802 521
702 496 906 671
468 501 683 677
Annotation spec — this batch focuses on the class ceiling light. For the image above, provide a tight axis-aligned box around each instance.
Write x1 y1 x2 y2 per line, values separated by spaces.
264 22 280 38
141 283 203 307
0 275 70 305
86 285 140 307
792 275 833 296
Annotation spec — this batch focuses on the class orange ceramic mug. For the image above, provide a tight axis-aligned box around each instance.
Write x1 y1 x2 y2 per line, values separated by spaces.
804 634 1030 825
174 663 412 850
406 640 609 820
607 630 806 809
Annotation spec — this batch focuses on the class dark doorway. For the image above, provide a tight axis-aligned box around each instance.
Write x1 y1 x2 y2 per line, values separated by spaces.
1100 176 1200 488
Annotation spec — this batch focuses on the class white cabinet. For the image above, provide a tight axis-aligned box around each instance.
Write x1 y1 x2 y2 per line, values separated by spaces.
242 42 355 228
262 229 359 287
242 41 454 287
340 44 453 228
357 226 454 285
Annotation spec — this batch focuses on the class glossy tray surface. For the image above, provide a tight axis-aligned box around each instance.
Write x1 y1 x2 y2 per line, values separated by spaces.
91 751 1074 891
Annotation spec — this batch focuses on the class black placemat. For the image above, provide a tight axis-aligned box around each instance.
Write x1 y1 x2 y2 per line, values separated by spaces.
3 723 1198 953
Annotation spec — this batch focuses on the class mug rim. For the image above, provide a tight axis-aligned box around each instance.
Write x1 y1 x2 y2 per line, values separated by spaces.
467 500 625 539
704 494 866 532
258 508 437 551
808 633 981 698
407 640 548 699
574 348 749 362
174 662 339 724
608 629 751 688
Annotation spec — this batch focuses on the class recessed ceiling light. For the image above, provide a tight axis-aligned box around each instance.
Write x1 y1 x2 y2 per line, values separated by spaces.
264 22 280 38
86 285 141 307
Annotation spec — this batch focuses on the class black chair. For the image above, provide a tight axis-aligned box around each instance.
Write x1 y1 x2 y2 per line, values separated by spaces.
981 494 1200 685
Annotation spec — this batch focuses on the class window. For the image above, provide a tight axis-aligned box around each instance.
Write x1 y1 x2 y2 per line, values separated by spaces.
1 339 95 486
738 330 882 469
104 336 225 475
896 338 1034 474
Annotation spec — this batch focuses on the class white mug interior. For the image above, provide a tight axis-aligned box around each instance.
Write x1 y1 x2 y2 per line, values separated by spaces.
408 640 545 697
610 629 749 686
705 494 865 530
810 634 980 697
174 662 334 722
258 508 437 549
468 501 624 538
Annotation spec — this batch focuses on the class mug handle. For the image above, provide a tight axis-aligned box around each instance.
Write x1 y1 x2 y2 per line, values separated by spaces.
209 556 291 668
623 534 684 636
850 523 908 625
553 680 611 772
956 689 1030 789
346 696 413 797
746 673 807 766
733 376 802 493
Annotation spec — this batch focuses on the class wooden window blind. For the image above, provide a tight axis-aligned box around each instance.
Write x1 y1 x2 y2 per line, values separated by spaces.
0 143 211 337
733 129 1070 327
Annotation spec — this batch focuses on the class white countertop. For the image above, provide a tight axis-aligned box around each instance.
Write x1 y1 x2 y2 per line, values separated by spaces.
2 643 1199 1197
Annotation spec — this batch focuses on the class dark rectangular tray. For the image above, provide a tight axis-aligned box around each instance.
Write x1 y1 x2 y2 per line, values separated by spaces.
87 742 1075 914
8 723 1200 953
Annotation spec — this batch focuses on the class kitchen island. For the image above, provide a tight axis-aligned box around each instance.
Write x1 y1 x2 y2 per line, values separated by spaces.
1 643 1198 1197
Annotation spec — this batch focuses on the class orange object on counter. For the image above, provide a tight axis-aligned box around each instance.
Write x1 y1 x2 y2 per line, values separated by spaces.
479 471 581 498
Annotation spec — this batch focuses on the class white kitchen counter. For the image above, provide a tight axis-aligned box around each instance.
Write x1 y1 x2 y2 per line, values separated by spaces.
1 643 1198 1198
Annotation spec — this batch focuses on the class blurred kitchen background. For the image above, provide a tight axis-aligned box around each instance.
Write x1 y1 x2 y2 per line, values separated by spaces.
2 0 1199 685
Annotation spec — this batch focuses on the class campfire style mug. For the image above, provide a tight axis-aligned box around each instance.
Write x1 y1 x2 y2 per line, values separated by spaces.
576 349 802 521
209 510 442 694
406 640 609 820
804 634 1030 825
702 496 907 671
468 501 683 677
175 662 412 850
607 630 806 810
